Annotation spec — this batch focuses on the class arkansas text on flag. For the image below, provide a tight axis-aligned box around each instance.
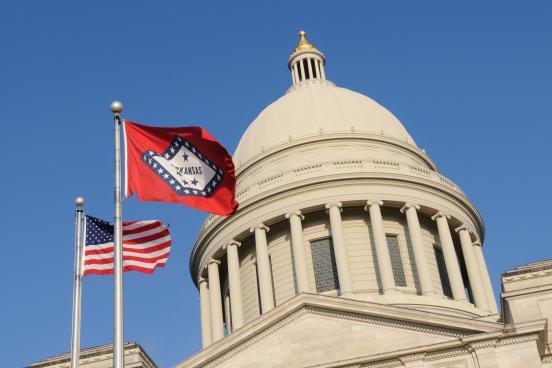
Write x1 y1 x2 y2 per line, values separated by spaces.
83 215 171 275
124 121 238 216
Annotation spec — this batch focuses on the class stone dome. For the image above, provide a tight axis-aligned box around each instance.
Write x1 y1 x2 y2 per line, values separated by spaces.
233 82 417 168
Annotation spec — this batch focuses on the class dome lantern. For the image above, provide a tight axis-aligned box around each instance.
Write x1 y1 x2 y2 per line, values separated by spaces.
288 30 326 85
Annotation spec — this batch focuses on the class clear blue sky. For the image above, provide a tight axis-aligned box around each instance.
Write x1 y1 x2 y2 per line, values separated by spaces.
1 1 551 367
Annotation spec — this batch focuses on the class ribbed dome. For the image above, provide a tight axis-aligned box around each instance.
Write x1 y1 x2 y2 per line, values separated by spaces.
233 83 417 167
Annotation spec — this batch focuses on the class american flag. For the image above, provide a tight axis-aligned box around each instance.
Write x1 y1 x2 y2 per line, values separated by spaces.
83 215 171 275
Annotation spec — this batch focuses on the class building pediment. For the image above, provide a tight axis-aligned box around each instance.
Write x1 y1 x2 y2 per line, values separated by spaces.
177 294 502 368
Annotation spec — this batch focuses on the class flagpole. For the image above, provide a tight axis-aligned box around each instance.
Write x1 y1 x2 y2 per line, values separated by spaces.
111 100 124 368
70 196 85 368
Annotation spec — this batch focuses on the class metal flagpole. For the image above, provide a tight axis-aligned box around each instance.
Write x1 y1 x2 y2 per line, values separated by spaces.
70 196 85 368
111 101 124 368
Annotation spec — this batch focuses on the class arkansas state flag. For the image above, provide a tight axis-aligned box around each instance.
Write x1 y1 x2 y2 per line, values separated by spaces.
124 121 238 216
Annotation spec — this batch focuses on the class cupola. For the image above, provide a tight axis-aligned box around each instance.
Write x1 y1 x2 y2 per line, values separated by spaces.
288 31 326 85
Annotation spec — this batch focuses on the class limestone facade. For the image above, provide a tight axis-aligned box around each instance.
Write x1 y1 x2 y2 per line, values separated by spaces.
178 32 552 368
28 342 157 368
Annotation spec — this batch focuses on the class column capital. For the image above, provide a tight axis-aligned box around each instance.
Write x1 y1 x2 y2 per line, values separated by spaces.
473 240 482 247
208 258 221 266
431 211 451 221
400 202 420 213
250 223 269 233
325 202 343 213
285 210 304 220
454 224 468 233
364 199 383 211
198 276 208 285
223 240 241 250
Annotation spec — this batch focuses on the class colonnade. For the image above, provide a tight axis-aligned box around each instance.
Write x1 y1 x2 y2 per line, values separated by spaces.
290 56 326 84
198 201 498 348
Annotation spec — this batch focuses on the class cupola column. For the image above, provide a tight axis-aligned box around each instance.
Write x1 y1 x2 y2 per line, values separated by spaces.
364 200 396 294
455 226 488 311
207 259 225 342
314 59 321 79
299 61 306 83
286 210 310 293
250 224 275 313
431 212 467 301
198 277 212 348
293 64 300 84
225 241 245 330
325 202 353 296
473 242 499 313
401 203 436 296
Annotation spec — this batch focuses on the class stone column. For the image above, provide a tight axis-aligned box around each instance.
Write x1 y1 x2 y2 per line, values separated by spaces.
314 59 321 79
364 200 396 293
431 212 466 301
225 240 245 329
207 259 225 342
285 210 310 293
400 203 435 296
198 277 212 348
473 241 499 313
293 64 300 83
325 202 353 296
319 60 326 79
299 58 306 82
455 225 488 310
250 224 274 313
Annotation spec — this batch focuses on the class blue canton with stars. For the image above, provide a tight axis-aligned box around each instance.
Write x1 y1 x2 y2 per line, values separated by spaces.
141 135 224 198
85 215 114 246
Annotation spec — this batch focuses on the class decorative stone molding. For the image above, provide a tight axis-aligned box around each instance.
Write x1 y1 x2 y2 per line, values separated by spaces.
325 202 343 213
285 210 305 220
222 240 241 251
398 353 426 363
454 224 467 234
364 199 384 210
431 211 451 221
249 223 270 233
400 202 420 213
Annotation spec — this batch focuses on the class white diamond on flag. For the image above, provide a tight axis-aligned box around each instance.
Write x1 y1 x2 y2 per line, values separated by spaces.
141 135 224 197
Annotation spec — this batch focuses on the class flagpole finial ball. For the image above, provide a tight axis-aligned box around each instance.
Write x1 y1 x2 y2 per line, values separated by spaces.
110 101 123 114
75 197 85 207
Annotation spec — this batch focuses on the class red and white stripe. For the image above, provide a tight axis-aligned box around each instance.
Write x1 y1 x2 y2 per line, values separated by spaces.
82 220 171 276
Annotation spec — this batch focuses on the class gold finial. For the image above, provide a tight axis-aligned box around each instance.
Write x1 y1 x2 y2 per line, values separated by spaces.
294 30 316 52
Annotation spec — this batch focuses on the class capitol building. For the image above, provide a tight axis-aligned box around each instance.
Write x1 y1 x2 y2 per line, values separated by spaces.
29 31 552 368
176 32 552 368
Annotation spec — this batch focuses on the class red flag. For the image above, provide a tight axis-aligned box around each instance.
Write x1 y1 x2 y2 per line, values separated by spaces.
124 121 238 216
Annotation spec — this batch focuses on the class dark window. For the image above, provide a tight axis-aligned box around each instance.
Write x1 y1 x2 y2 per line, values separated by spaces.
303 59 310 80
310 238 340 292
434 245 453 297
386 234 407 287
